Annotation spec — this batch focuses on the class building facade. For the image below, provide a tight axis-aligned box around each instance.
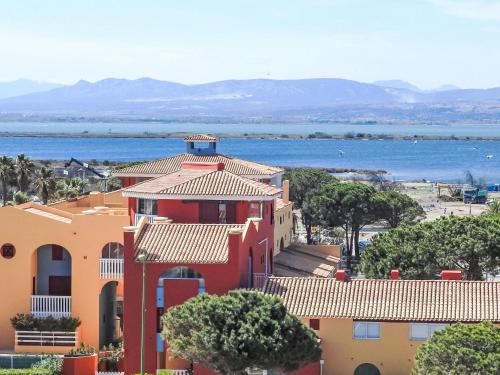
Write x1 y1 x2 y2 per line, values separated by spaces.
0 191 129 352
263 272 500 375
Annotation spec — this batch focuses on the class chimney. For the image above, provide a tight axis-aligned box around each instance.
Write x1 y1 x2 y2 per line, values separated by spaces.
282 180 290 204
181 161 224 171
335 270 347 281
440 270 462 280
390 269 400 280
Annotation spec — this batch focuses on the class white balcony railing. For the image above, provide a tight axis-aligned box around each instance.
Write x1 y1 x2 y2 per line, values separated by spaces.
15 331 77 347
100 258 124 279
252 273 270 290
96 372 124 375
31 295 71 318
156 370 189 375
135 213 157 225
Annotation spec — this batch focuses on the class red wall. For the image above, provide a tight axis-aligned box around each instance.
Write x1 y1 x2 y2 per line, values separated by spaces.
164 279 200 309
123 218 273 375
157 200 200 223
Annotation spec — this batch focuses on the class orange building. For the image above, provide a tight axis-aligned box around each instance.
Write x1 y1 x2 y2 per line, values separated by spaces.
0 190 129 353
263 272 500 375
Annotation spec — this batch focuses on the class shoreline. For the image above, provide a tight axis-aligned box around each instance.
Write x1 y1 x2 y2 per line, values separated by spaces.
0 131 499 141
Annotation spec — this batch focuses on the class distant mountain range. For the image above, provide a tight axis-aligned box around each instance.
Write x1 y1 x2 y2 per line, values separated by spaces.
0 77 499 122
0 79 63 100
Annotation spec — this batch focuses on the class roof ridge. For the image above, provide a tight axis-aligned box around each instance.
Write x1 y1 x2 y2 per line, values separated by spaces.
267 276 500 283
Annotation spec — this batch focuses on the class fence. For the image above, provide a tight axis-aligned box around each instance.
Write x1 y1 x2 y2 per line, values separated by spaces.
100 258 124 279
15 331 78 347
31 295 71 318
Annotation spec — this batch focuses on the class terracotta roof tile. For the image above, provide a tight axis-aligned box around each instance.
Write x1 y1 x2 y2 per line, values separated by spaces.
113 153 283 177
183 134 220 142
263 277 500 322
134 223 245 263
123 169 281 199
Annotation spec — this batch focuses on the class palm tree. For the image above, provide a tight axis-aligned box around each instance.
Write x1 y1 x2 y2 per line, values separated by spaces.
16 154 34 192
0 156 15 206
56 178 88 199
34 167 57 204
488 200 500 214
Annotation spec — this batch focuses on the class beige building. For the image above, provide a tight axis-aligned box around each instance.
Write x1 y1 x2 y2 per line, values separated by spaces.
263 273 500 375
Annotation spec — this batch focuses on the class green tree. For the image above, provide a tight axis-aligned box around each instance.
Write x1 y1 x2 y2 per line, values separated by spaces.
413 321 500 375
15 154 35 192
360 215 500 280
12 191 31 205
305 182 376 267
0 156 16 206
372 190 425 228
283 168 336 244
162 290 321 375
34 167 57 204
56 178 88 199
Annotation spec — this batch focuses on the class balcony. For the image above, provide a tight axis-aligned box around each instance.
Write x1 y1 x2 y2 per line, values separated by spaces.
100 258 124 279
31 295 71 318
135 213 157 225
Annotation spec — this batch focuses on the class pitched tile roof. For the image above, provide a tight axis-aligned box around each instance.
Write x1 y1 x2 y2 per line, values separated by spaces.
134 223 245 263
113 153 283 177
184 134 219 142
123 169 281 199
263 277 500 322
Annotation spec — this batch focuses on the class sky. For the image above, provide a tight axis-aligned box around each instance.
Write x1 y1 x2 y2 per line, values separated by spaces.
1 0 500 89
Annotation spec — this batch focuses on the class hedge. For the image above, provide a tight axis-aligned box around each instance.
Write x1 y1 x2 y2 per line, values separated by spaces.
0 370 51 375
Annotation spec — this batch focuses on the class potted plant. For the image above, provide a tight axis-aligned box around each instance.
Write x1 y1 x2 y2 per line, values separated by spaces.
98 342 124 371
62 343 97 375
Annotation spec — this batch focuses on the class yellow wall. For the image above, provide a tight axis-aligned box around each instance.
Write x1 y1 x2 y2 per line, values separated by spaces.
307 318 425 375
274 201 293 255
0 204 129 351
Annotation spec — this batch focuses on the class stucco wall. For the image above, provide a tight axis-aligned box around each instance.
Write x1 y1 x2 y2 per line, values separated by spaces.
273 202 293 255
308 317 426 375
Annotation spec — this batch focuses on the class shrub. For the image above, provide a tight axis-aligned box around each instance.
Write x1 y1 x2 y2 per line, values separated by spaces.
66 342 96 357
31 356 62 375
10 314 81 332
0 370 50 375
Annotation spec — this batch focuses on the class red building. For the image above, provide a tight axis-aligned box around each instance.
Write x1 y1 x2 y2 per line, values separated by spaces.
119 136 286 374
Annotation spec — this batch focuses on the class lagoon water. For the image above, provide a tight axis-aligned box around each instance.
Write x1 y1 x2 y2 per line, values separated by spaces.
0 134 499 182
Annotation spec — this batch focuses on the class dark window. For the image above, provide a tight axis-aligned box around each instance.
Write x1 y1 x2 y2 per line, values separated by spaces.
48 276 71 296
1 243 15 259
225 202 236 224
138 199 157 215
52 245 64 261
199 202 219 223
309 319 320 330
270 204 274 224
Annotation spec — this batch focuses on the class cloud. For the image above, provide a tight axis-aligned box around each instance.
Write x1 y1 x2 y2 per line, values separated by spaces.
426 0 500 21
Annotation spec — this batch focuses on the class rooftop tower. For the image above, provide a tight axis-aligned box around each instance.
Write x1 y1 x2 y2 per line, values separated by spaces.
184 134 220 155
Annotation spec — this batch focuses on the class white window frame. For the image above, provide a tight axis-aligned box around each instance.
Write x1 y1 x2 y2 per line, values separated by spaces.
409 323 448 341
353 321 381 340
137 199 157 215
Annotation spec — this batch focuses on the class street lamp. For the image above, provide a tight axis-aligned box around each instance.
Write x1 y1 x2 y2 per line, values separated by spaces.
137 251 147 375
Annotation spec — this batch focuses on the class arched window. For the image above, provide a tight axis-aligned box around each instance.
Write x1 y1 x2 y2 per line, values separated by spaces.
354 363 381 375
101 243 124 259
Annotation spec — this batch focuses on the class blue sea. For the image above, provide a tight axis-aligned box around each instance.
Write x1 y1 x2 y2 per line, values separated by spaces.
0 129 499 182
